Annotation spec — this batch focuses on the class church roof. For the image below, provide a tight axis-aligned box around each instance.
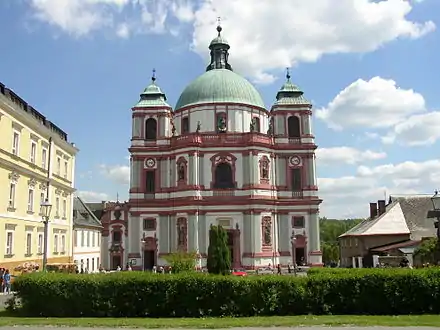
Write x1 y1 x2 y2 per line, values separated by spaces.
133 71 170 108
339 195 437 239
73 197 103 229
273 70 310 106
175 68 265 110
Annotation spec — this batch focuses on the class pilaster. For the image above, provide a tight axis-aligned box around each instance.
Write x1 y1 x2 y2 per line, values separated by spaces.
188 212 199 253
158 214 169 254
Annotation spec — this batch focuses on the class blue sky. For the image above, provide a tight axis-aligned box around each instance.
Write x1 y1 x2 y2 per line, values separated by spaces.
0 0 439 218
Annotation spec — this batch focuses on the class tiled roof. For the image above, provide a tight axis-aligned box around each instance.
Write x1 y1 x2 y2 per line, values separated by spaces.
370 239 421 252
73 197 103 228
339 195 437 238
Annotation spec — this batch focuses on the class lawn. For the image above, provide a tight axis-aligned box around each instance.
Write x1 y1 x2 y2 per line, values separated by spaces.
0 313 440 328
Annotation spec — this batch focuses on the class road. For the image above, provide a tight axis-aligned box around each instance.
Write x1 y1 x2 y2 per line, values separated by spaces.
0 327 437 330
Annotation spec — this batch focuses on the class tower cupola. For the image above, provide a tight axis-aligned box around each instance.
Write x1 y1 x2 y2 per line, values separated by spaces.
134 69 170 108
274 68 310 106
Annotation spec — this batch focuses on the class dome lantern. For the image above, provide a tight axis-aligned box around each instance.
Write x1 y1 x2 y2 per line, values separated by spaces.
206 20 233 72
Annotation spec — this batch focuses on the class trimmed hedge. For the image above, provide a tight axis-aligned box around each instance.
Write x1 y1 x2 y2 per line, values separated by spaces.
12 269 440 317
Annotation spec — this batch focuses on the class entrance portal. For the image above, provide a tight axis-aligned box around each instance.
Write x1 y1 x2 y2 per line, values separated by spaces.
111 255 122 270
295 248 305 266
143 250 156 270
226 229 241 269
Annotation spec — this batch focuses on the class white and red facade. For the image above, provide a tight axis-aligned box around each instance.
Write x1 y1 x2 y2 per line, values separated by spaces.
100 28 322 270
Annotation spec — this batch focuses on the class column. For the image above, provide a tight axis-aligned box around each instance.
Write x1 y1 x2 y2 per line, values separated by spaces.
253 212 262 253
158 214 169 254
242 211 252 255
188 212 199 253
129 215 140 253
308 211 322 265
169 215 177 252
242 153 250 186
188 154 194 185
198 212 207 255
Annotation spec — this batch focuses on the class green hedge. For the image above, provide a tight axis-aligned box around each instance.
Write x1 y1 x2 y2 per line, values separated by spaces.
12 269 440 317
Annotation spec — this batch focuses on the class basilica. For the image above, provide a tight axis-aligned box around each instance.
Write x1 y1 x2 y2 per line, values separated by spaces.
99 25 322 270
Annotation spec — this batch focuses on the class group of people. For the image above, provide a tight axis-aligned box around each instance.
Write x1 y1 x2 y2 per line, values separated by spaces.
0 268 11 294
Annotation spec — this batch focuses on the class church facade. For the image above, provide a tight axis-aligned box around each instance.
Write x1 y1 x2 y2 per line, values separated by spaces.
100 25 322 270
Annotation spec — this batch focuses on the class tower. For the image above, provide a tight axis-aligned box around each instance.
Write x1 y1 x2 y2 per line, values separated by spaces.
270 69 322 265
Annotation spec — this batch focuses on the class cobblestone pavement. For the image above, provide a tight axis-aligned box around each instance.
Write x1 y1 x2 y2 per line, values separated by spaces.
0 327 438 330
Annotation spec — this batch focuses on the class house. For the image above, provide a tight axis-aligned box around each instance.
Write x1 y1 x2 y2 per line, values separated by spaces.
0 81 78 274
339 195 437 267
73 197 103 272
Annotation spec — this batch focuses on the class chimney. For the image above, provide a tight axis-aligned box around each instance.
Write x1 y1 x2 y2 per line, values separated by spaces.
369 202 378 219
378 200 386 216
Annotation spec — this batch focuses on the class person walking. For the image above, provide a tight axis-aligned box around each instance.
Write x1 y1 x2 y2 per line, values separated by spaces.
2 269 11 294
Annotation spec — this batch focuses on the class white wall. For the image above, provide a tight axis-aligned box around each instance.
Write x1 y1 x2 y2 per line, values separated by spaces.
73 227 102 272
174 104 269 134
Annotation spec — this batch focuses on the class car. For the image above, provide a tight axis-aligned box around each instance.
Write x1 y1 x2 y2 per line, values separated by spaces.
232 269 247 276
256 267 274 275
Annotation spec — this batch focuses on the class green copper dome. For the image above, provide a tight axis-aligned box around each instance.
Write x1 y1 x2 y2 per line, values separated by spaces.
175 69 265 110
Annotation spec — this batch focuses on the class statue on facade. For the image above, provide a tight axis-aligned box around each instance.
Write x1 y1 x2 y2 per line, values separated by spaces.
171 120 176 136
250 118 256 132
267 118 273 136
262 162 269 179
196 121 201 133
177 224 185 247
264 221 271 245
178 164 185 181
217 116 227 133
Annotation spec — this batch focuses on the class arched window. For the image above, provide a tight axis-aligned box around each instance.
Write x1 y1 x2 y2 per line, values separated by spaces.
145 118 157 140
287 116 300 138
214 163 234 189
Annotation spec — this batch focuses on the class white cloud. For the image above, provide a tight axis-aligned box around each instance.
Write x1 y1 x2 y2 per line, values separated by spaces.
99 164 129 185
77 190 109 202
383 111 440 146
319 159 440 218
316 76 427 130
190 0 435 83
26 1 434 83
317 147 386 165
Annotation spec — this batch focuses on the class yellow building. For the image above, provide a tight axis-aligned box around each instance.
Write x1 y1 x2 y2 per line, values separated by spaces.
0 82 78 273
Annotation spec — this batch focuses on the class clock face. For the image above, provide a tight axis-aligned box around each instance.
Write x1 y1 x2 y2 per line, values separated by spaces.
146 158 156 168
290 156 301 166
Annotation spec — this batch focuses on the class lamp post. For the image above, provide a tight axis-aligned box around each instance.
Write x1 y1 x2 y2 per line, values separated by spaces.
39 199 52 272
431 191 440 264
141 238 145 271
291 234 297 276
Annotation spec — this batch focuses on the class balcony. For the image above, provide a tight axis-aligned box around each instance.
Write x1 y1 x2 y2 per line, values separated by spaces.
213 190 235 197
292 191 303 199
171 132 275 147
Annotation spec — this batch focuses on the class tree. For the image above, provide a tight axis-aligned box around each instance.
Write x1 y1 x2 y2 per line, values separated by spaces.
163 251 197 273
207 225 231 275
414 238 438 264
320 217 363 264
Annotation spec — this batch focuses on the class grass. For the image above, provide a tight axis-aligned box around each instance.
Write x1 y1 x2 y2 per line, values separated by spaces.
1 312 440 328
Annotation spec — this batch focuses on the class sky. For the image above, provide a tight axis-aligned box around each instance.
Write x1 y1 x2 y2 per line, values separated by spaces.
0 0 439 219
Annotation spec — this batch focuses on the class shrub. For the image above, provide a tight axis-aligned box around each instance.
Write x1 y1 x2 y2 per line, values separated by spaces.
163 251 197 273
12 268 440 317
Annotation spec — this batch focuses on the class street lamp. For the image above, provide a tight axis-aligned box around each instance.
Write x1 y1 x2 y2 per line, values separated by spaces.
291 234 297 276
40 199 52 272
140 238 145 271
